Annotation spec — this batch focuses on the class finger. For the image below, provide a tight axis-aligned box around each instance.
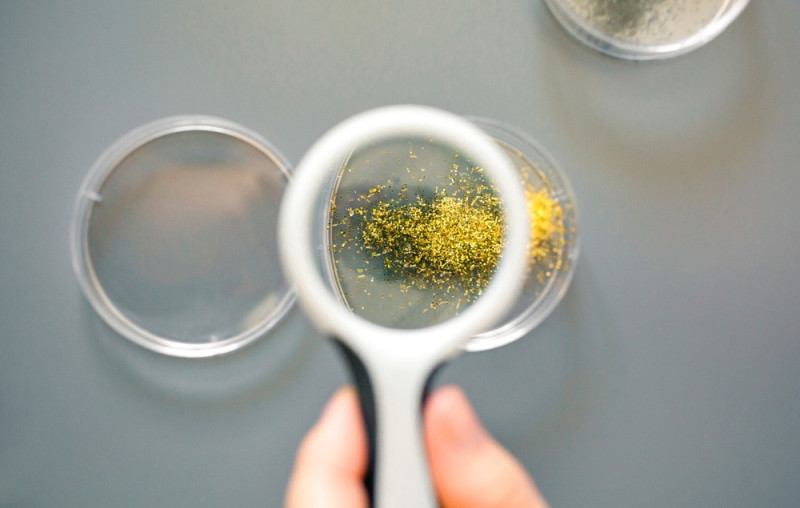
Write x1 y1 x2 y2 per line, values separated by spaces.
424 385 549 508
285 386 369 508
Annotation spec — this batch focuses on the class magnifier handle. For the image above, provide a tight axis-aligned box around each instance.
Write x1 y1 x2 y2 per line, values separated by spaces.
335 340 443 508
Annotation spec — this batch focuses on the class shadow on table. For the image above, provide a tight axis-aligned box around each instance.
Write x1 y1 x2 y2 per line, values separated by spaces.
80 299 317 405
538 2 769 187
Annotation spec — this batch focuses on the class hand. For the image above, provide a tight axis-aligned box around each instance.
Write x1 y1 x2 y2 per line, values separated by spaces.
285 385 549 508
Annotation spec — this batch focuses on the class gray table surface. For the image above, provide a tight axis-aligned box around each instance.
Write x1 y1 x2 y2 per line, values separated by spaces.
2 1 799 507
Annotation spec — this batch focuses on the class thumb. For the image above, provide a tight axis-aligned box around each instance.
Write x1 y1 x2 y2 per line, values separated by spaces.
285 386 369 508
424 385 549 508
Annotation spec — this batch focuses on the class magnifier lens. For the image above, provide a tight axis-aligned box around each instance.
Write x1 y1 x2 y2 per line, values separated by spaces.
320 136 509 330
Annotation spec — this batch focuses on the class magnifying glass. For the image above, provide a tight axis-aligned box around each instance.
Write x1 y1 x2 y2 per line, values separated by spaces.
279 105 530 507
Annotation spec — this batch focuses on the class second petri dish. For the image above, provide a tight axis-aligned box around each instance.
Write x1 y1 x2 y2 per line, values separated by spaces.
71 116 295 358
543 0 751 60
465 118 579 352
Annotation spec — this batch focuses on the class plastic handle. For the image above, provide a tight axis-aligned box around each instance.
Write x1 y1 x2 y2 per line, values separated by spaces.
336 340 443 508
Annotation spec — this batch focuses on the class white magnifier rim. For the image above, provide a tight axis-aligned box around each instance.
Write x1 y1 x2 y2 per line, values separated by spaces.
279 105 530 355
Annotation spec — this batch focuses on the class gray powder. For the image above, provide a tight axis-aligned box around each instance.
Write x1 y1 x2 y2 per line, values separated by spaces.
560 0 733 45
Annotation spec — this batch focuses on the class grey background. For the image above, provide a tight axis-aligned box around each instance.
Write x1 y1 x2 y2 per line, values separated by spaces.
1 1 798 507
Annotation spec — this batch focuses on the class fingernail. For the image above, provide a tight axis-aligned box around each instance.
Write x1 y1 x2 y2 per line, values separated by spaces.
319 386 357 426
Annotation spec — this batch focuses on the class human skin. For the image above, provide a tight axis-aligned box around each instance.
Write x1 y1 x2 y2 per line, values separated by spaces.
285 385 549 508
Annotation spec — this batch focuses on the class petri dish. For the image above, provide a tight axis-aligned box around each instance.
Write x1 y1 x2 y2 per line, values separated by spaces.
465 117 579 352
70 116 295 358
543 0 751 60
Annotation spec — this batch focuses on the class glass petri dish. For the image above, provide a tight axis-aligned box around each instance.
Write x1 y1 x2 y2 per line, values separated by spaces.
70 116 295 358
543 0 751 60
465 118 579 352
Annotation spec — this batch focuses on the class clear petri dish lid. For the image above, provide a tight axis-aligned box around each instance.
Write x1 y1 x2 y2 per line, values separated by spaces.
543 0 751 60
465 118 579 352
70 116 295 358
